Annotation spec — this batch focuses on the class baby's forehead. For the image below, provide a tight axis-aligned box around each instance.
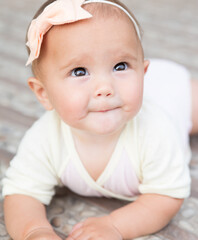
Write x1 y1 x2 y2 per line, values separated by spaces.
45 17 142 67
50 12 139 45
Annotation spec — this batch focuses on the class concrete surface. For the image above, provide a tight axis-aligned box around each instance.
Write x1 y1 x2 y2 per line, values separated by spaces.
0 0 198 239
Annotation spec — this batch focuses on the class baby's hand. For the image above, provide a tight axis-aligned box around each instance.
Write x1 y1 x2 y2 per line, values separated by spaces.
24 227 62 240
66 215 122 240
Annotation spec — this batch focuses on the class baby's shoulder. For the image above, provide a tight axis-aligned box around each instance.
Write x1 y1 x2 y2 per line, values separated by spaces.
27 110 61 133
134 101 179 141
20 110 63 147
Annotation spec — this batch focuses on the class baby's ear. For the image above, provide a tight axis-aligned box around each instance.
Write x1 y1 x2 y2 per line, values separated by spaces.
143 59 150 74
28 77 53 111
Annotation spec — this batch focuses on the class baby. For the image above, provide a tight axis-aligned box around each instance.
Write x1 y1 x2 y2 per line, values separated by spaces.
2 0 198 239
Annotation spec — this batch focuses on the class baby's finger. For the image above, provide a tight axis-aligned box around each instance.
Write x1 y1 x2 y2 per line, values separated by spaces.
70 222 83 234
66 236 75 240
67 227 84 240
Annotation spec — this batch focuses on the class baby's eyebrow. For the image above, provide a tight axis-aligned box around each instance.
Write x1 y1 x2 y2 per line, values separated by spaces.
59 57 86 71
116 52 138 62
58 50 139 71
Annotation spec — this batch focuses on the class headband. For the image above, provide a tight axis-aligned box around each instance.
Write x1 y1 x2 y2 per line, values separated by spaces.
26 0 141 66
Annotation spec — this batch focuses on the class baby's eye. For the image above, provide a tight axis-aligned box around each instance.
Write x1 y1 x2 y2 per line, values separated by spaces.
114 62 128 71
71 67 88 77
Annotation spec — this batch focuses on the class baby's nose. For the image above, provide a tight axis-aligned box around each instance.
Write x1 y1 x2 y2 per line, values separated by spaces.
94 85 114 98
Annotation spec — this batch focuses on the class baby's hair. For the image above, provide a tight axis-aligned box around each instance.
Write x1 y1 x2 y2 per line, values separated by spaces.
26 0 143 77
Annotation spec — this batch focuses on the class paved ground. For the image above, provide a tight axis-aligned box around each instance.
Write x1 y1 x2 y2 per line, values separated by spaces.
0 0 198 239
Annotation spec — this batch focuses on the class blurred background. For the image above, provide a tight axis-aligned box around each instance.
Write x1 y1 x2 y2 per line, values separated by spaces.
0 0 198 239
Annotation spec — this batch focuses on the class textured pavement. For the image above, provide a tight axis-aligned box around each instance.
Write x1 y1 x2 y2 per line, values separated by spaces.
0 0 198 239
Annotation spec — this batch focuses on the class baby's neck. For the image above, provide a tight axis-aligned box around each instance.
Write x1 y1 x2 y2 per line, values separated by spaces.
70 127 124 148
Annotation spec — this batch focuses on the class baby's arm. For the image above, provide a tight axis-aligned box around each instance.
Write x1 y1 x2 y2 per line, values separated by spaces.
67 194 183 240
4 194 61 240
110 194 183 239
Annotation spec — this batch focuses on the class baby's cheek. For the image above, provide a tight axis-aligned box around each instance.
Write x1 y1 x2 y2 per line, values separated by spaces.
123 94 143 115
61 100 88 122
128 87 143 106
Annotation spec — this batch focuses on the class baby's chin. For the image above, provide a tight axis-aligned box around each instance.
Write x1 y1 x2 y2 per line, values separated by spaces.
86 113 128 135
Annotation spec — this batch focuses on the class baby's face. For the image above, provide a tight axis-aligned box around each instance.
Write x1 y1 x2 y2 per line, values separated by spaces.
37 14 149 135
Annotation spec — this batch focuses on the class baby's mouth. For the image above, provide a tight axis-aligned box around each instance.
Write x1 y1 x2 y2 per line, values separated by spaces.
95 107 120 113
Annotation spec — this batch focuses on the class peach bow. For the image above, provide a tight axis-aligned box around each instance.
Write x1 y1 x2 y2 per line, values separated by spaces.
26 0 92 66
